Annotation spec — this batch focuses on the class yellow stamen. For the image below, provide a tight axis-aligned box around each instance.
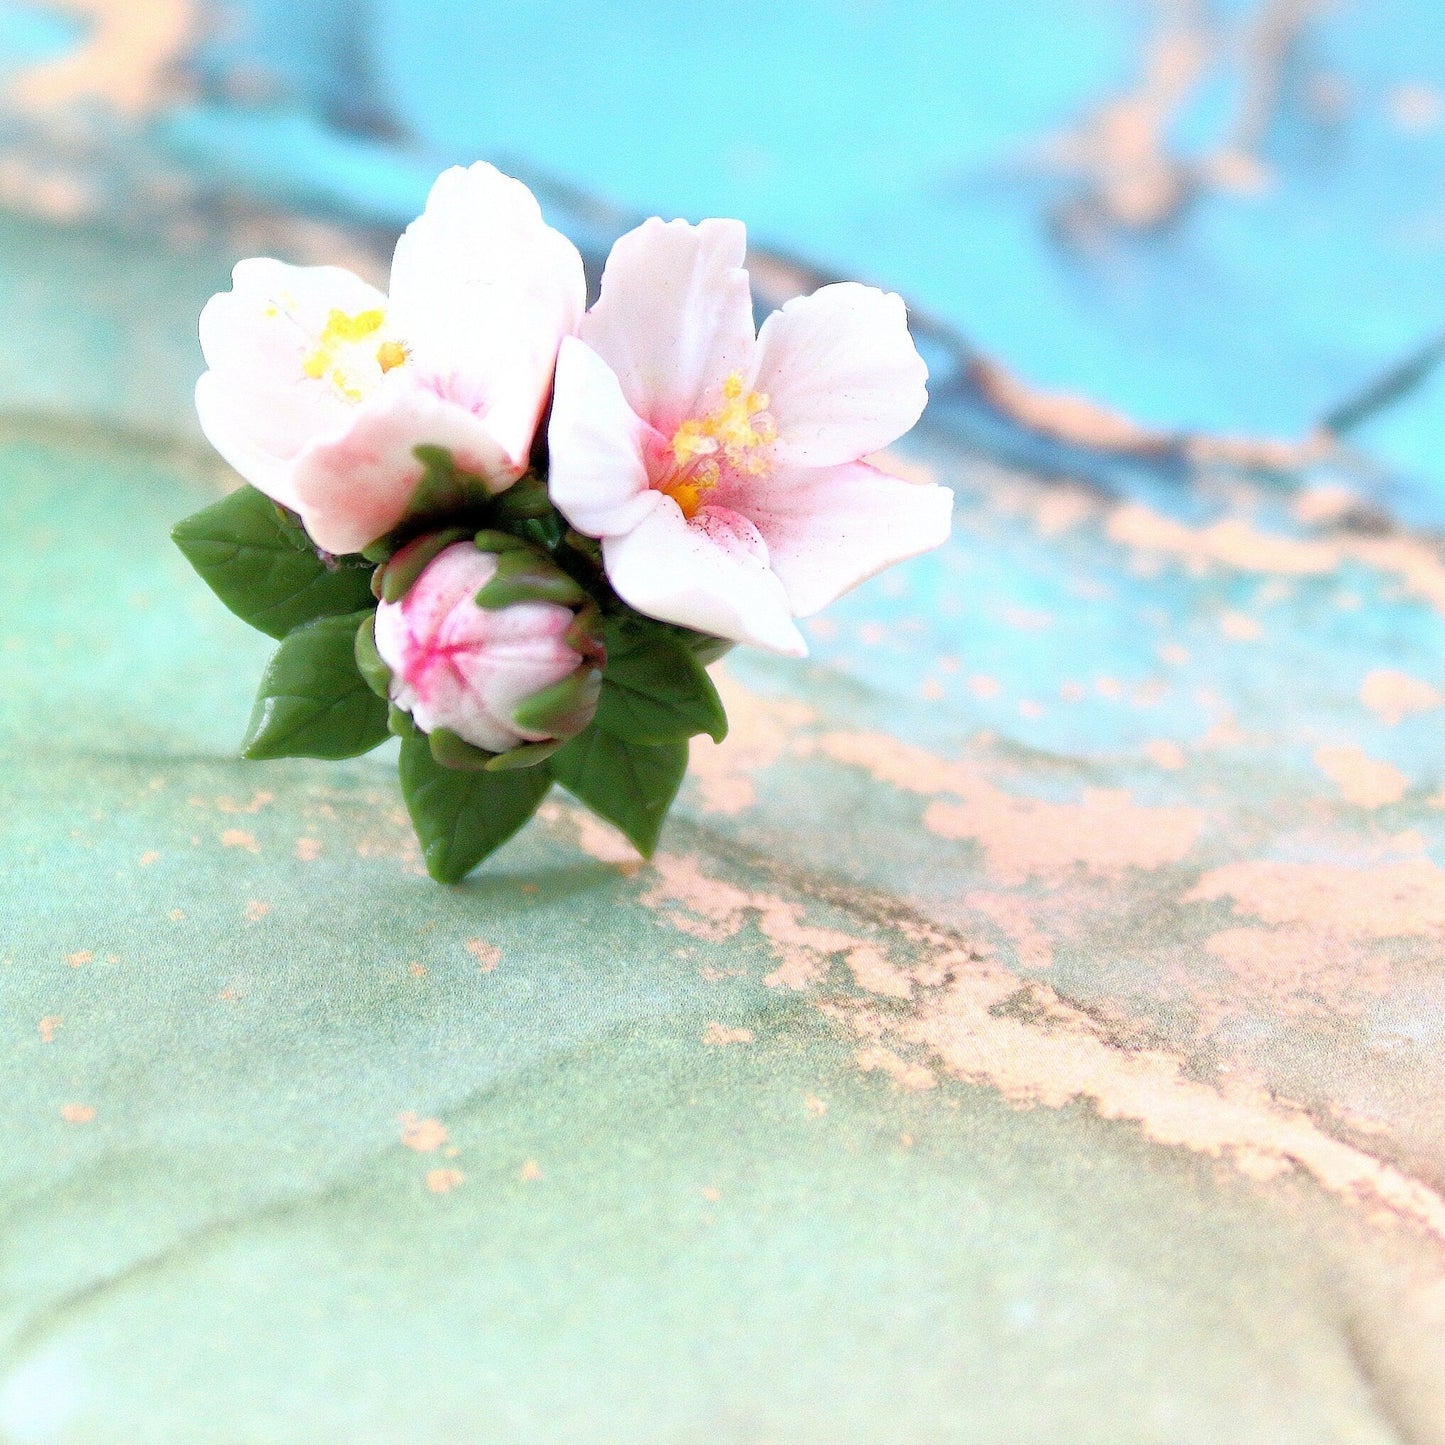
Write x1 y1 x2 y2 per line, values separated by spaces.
661 460 721 520
294 306 405 401
661 371 776 519
323 308 385 343
330 367 363 403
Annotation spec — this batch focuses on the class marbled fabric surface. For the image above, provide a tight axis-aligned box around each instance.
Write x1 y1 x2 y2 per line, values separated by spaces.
4 3 1445 1441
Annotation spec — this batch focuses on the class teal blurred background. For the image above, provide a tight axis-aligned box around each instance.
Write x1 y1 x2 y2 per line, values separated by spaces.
7 4 1445 1441
8 1 1445 463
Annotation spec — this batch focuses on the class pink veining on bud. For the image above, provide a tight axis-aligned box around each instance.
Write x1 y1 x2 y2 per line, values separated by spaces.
374 543 587 753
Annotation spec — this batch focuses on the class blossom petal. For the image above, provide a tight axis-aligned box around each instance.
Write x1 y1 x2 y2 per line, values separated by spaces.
743 460 954 616
751 283 928 467
388 162 585 474
547 337 658 539
580 217 755 433
601 497 807 657
290 384 512 556
194 371 299 508
196 258 388 497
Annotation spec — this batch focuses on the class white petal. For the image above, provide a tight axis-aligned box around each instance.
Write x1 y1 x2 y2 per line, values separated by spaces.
744 460 954 616
547 338 657 539
389 162 585 471
194 371 299 508
751 283 928 467
197 258 388 483
602 497 807 657
290 383 512 556
580 217 755 432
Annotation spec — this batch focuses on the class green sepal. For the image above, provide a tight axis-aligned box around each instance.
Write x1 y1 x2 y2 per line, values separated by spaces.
353 613 391 699
490 473 553 523
388 703 416 738
171 485 374 640
472 529 534 556
405 446 495 525
427 727 497 772
548 728 688 858
241 610 390 760
398 733 552 883
490 475 567 553
510 667 602 739
564 603 606 658
511 514 566 552
594 620 729 745
485 739 562 771
474 548 588 610
378 527 474 603
562 529 603 564
360 448 495 562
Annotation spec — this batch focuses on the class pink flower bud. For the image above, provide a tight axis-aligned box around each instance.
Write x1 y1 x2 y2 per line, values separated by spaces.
374 542 591 753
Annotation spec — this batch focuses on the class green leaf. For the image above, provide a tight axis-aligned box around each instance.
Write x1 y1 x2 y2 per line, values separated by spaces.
676 629 734 667
594 623 729 745
172 485 374 639
241 610 390 761
549 728 687 858
399 733 552 883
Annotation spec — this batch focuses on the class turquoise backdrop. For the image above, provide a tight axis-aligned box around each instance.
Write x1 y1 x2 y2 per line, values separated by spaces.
4 2 1445 1440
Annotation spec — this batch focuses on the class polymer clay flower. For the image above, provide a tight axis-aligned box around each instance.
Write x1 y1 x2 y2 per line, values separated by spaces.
196 163 585 556
179 161 953 882
546 218 952 655
370 538 602 758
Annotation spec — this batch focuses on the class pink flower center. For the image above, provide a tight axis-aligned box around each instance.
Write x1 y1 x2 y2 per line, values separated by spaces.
659 371 776 520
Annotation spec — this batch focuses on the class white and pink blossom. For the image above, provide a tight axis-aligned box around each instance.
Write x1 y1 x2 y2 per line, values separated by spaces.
374 543 588 753
546 217 952 655
196 163 585 556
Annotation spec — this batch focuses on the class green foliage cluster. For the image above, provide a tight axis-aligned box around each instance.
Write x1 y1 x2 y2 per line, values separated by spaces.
173 456 729 881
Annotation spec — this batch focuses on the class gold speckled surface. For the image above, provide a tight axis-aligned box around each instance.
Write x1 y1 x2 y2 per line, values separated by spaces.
3 189 1445 1440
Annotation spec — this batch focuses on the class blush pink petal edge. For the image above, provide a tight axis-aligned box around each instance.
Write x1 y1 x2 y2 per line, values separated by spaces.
194 163 585 555
547 217 952 655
